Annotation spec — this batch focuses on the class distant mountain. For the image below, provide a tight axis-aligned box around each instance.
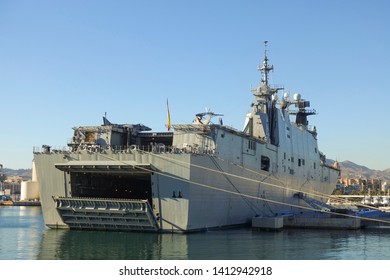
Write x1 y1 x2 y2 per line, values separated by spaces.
338 161 390 182
340 160 370 172
2 168 32 181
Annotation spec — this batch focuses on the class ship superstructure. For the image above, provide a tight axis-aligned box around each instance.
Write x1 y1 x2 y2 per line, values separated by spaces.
33 42 340 232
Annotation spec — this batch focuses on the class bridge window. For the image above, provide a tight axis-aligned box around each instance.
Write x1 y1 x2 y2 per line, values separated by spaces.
248 140 256 150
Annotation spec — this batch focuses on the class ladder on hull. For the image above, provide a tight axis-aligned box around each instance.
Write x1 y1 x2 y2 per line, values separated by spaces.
53 197 159 232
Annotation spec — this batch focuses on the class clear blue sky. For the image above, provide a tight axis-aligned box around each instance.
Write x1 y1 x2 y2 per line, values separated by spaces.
1 0 389 170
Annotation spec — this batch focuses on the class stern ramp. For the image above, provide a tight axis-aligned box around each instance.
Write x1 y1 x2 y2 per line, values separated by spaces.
53 197 159 231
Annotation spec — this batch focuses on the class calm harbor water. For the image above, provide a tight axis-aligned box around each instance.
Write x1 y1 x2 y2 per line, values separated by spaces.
1 206 390 260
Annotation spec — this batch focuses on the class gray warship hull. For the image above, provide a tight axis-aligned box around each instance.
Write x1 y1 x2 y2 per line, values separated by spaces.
33 43 340 232
34 125 338 232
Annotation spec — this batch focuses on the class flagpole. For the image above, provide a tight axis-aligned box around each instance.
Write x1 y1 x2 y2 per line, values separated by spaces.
166 98 171 131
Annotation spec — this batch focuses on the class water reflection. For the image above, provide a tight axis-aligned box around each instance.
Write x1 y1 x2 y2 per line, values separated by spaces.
2 206 390 260
37 230 190 260
0 206 45 260
35 227 390 260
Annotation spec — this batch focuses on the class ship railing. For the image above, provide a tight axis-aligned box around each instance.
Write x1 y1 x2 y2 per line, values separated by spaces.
33 143 216 156
110 145 174 153
136 144 215 155
33 146 69 154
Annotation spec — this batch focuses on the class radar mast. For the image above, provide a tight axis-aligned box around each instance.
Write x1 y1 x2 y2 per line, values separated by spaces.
258 41 273 88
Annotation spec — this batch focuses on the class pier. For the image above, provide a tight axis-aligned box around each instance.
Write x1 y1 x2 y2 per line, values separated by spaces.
252 207 390 231
0 200 41 206
252 214 361 230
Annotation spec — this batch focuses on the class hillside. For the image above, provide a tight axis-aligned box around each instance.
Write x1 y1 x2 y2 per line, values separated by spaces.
336 161 390 181
2 168 32 181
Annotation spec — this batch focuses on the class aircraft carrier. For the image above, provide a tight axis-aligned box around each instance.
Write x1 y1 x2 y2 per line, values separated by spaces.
33 42 340 232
